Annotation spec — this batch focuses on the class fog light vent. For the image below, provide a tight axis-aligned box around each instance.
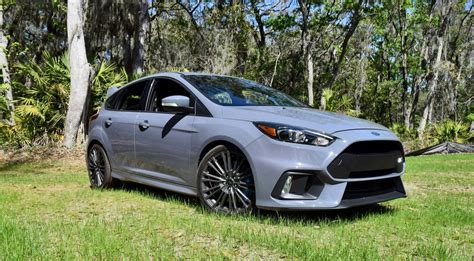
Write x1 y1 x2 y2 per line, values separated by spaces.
278 174 318 200
281 176 293 196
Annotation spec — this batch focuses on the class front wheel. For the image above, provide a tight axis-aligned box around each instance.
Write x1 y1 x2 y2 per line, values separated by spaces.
197 145 255 214
87 144 115 189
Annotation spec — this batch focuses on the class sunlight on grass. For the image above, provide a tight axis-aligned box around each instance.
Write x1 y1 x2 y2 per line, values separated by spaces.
0 154 473 259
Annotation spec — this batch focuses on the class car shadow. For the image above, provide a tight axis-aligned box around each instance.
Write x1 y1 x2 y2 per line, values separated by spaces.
255 204 394 225
115 181 395 225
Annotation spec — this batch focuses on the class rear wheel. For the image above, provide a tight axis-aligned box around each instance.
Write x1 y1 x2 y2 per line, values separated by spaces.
87 144 115 189
197 145 255 214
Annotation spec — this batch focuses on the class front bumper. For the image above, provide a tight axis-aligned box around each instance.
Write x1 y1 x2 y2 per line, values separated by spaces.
244 129 406 210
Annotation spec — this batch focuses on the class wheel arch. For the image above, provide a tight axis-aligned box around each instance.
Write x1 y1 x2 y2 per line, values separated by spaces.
197 138 258 192
87 139 104 152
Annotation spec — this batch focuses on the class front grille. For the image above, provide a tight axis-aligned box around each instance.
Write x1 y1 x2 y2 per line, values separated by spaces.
327 140 404 179
342 177 404 200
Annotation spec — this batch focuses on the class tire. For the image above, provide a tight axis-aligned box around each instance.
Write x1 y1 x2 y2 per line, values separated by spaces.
86 144 116 189
197 145 255 214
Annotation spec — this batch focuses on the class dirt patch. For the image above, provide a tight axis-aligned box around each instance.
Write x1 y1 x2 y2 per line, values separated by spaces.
404 182 423 195
0 145 85 166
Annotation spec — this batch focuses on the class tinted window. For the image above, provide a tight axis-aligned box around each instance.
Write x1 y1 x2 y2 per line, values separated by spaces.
117 81 148 111
183 75 306 107
148 79 193 112
105 92 120 110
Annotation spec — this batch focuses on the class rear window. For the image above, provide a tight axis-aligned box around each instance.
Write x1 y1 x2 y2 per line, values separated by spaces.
106 80 148 111
105 92 120 110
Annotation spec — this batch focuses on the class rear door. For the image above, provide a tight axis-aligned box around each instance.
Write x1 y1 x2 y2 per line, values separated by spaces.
103 80 150 174
134 77 197 186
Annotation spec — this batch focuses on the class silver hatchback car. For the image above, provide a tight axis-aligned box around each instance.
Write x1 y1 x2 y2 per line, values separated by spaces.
87 72 406 214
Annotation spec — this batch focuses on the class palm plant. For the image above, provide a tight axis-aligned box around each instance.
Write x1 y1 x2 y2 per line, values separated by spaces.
0 52 128 148
90 62 128 114
12 52 70 144
321 88 355 115
431 120 470 144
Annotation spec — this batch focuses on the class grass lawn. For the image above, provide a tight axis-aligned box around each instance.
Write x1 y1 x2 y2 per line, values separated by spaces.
0 153 473 259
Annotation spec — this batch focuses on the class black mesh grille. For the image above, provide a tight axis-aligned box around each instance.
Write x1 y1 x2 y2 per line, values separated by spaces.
328 140 404 179
342 177 404 200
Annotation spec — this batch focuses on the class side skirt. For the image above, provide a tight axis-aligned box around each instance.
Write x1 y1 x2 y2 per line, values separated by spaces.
112 170 198 197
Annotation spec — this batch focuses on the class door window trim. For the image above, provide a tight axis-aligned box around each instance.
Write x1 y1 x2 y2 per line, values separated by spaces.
104 79 152 112
144 76 212 117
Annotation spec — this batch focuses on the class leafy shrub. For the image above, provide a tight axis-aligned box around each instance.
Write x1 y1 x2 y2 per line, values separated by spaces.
430 120 472 144
90 62 128 114
0 52 127 148
321 88 356 115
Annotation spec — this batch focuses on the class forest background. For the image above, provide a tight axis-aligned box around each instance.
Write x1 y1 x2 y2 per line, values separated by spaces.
0 0 472 151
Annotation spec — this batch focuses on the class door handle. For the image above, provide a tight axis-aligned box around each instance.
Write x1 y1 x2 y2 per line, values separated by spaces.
105 118 113 127
139 120 150 131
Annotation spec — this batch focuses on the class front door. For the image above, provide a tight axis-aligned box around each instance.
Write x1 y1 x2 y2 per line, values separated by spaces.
134 78 196 186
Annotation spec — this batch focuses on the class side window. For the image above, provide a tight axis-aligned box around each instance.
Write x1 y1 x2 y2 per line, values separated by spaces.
117 81 148 111
105 92 120 110
148 79 194 112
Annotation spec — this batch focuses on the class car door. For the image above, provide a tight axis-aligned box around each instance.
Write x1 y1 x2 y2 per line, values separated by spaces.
103 79 150 174
133 77 198 186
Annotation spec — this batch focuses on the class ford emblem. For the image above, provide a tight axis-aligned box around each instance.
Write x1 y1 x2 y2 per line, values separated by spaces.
371 131 380 136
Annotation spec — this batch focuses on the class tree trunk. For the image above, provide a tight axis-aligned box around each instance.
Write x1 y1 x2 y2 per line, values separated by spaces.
132 0 148 75
298 0 314 107
64 0 92 149
417 35 444 137
398 5 410 129
0 6 14 125
270 52 280 87
326 0 362 90
417 2 452 137
250 0 266 48
355 51 367 114
306 48 314 107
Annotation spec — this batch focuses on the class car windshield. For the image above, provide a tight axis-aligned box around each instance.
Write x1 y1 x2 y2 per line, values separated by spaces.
183 75 307 107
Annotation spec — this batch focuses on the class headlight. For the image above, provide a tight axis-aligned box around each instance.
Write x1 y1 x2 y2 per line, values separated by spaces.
254 122 335 146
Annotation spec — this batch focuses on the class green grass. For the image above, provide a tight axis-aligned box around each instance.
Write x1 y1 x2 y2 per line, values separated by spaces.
0 154 473 259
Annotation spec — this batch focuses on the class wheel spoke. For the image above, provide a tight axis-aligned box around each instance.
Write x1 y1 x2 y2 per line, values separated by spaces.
226 151 233 172
234 189 249 208
203 171 225 182
203 184 222 193
220 152 232 173
230 187 238 211
236 170 251 178
202 178 223 183
235 188 251 203
237 183 252 190
233 158 244 172
96 171 102 186
91 150 98 163
218 192 228 208
208 159 225 176
212 190 224 207
205 186 223 199
88 161 96 170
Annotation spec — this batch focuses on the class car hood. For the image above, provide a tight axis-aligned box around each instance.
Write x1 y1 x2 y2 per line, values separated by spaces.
219 106 389 134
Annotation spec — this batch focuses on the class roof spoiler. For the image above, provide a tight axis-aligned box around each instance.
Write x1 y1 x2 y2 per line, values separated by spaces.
106 86 120 98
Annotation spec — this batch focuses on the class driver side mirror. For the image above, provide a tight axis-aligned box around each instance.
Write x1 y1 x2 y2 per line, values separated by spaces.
162 95 194 114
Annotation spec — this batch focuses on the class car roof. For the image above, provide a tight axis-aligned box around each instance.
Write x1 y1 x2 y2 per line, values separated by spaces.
147 72 239 78
106 72 242 97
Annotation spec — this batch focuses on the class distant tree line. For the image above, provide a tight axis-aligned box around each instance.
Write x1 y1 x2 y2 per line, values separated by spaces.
0 0 472 149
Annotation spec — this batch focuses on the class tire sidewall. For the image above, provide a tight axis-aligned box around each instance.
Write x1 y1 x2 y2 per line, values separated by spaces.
87 144 113 189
